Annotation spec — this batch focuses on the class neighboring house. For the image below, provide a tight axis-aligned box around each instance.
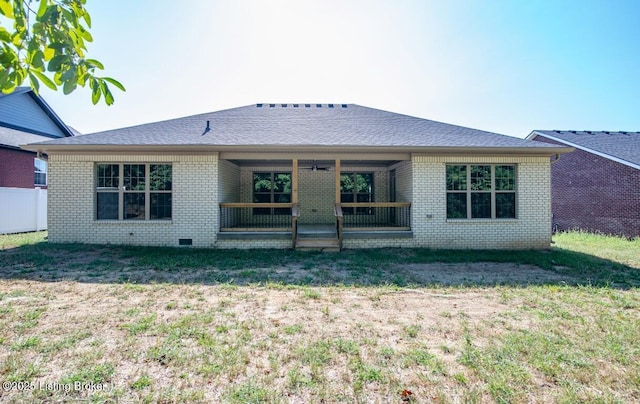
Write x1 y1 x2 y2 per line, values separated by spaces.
528 130 639 238
0 87 75 234
24 103 571 250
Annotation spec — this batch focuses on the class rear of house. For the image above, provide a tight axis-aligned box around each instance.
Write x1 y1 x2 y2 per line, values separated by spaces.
24 104 571 249
529 130 639 238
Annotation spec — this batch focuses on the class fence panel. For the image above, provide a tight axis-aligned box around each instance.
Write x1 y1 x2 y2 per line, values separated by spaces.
0 187 47 234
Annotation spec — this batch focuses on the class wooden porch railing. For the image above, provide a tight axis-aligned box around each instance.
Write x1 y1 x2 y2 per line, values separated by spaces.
334 203 343 251
291 203 300 248
340 202 411 230
219 202 295 231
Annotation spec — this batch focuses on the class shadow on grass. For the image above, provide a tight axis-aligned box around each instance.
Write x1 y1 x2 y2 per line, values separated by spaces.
0 241 638 289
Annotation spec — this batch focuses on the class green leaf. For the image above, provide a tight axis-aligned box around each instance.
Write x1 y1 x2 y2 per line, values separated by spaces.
31 69 57 91
32 50 45 69
0 27 11 42
47 54 67 72
43 46 54 61
0 0 13 18
28 71 40 94
78 25 93 42
102 81 114 105
62 78 77 95
82 11 91 28
91 79 101 104
37 0 48 18
85 58 104 69
102 77 125 92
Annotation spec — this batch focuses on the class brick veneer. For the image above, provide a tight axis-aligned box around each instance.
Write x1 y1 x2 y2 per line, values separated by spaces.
48 154 218 247
0 148 41 188
536 137 640 237
48 153 553 249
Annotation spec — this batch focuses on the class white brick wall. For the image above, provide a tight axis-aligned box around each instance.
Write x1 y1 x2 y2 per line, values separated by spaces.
49 154 552 250
48 154 218 247
409 155 551 249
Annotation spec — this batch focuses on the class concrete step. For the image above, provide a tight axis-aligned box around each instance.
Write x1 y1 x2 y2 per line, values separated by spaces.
295 238 340 252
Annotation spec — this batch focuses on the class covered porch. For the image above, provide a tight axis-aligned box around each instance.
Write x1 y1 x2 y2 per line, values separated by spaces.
217 155 413 250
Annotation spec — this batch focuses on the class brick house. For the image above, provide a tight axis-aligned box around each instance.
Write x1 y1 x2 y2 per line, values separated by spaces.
0 87 75 189
24 104 571 250
528 130 639 238
0 88 75 234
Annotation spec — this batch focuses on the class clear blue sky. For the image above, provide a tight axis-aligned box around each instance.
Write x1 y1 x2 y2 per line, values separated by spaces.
38 0 640 138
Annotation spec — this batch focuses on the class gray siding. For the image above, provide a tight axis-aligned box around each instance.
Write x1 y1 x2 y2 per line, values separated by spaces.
0 92 66 138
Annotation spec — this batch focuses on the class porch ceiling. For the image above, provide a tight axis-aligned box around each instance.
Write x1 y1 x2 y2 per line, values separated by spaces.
227 159 402 168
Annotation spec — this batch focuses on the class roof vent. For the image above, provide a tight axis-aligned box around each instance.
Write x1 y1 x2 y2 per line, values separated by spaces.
202 120 211 136
341 104 348 108
328 104 334 108
256 103 263 108
293 104 299 108
316 104 322 108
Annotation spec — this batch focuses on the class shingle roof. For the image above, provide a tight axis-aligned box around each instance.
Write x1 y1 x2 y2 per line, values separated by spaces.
0 126 58 149
29 104 563 151
532 130 640 167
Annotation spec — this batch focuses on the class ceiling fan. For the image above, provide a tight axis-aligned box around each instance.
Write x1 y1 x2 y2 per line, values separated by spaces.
301 160 331 171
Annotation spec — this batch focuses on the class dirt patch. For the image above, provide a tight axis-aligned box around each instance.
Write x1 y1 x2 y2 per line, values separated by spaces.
393 262 578 286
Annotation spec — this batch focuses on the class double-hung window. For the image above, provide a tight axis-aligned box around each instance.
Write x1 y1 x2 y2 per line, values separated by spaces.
253 172 292 215
340 172 374 215
34 158 47 186
96 163 172 220
446 165 516 219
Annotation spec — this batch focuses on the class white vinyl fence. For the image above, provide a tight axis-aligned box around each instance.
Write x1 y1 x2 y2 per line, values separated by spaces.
0 187 47 234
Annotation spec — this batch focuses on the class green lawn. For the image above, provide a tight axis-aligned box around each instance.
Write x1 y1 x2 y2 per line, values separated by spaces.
0 231 638 403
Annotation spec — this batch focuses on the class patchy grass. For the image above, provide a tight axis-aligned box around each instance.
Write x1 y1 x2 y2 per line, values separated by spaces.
0 231 638 402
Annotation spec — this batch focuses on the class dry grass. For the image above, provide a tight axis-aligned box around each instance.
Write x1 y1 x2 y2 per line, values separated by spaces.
0 231 638 403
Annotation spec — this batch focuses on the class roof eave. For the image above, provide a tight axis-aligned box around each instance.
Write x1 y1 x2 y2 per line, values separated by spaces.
20 143 572 157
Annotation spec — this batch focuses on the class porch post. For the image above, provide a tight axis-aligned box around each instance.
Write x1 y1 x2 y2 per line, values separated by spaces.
292 159 298 203
335 159 341 203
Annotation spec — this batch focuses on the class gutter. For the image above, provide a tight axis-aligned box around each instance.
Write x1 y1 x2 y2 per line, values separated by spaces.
19 143 573 158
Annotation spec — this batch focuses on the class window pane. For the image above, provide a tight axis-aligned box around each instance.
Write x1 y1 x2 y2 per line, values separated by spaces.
253 194 271 203
124 164 145 191
273 173 291 193
34 172 46 186
340 174 354 193
150 164 172 191
495 165 515 191
356 193 372 203
447 193 467 219
253 173 272 192
341 193 354 203
150 193 172 220
470 165 491 191
97 164 119 189
355 173 373 193
471 193 491 218
124 193 145 220
496 193 516 218
275 193 291 203
97 192 118 220
446 165 467 190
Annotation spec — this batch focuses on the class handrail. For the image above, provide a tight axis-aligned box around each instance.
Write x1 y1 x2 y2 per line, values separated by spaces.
340 202 411 208
220 202 294 208
291 203 300 249
334 203 343 251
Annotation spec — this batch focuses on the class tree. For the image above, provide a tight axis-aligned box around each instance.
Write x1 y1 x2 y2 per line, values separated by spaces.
0 0 124 105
